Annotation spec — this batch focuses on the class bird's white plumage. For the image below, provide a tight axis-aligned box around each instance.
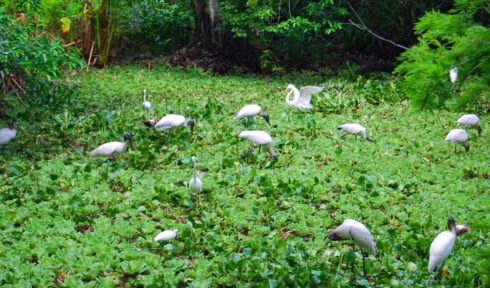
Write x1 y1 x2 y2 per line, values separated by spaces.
238 130 273 145
90 141 128 157
457 114 479 127
338 123 367 138
449 67 458 83
428 231 456 272
0 128 16 145
286 85 323 110
236 104 262 119
445 129 469 143
154 229 178 242
143 89 152 111
329 219 377 255
189 156 203 193
154 114 187 131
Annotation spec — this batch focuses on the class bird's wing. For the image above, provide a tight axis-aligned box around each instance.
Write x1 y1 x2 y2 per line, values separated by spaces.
349 225 376 255
155 115 185 131
429 232 455 271
90 142 120 156
299 86 323 105
237 105 261 118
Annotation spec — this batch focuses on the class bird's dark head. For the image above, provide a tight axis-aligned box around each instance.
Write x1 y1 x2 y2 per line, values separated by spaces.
464 142 470 152
455 225 469 236
328 230 342 241
447 217 456 231
366 137 375 142
337 127 343 131
262 114 270 124
272 153 278 161
144 119 156 127
123 133 132 141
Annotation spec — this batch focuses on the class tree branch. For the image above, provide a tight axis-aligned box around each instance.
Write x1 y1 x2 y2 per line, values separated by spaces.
346 3 409 51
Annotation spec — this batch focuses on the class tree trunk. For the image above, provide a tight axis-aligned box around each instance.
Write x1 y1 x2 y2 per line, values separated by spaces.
191 0 214 47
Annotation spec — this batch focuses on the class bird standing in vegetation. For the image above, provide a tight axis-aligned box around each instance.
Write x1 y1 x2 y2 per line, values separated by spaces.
0 122 17 145
445 129 469 152
238 130 278 161
189 156 203 203
457 114 482 137
449 67 458 83
328 219 377 276
144 114 195 140
428 218 469 273
235 104 270 126
337 124 375 142
90 133 135 161
142 89 152 111
285 84 323 110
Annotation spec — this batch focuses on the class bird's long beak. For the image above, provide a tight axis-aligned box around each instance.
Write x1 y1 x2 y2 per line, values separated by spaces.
190 125 194 137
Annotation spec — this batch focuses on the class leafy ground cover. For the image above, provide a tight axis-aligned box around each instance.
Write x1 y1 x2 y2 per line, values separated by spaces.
0 65 489 287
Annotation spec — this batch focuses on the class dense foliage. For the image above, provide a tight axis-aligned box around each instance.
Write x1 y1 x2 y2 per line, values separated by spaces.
0 9 84 114
395 0 490 110
0 65 489 286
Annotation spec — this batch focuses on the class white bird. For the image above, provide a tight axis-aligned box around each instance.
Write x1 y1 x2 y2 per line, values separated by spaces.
337 123 375 142
285 84 323 110
154 229 178 242
90 132 135 161
189 156 203 202
235 104 270 126
328 219 376 275
144 114 195 138
445 129 469 152
143 89 152 111
0 122 17 145
457 113 482 137
238 130 278 161
428 218 469 273
449 67 458 83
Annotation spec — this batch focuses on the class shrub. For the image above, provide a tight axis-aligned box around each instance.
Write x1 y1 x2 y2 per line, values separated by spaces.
0 9 84 114
395 0 490 110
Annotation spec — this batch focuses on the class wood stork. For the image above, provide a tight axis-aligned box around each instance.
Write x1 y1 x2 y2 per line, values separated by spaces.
90 132 135 161
189 156 203 203
337 124 375 142
449 67 458 83
143 89 152 111
445 129 469 152
0 122 16 145
154 229 178 242
235 104 269 126
457 114 482 137
285 84 323 111
428 218 469 273
328 219 377 275
144 114 195 140
238 130 278 161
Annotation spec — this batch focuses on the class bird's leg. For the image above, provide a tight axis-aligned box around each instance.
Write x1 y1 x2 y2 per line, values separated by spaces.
110 155 116 163
244 146 254 158
476 125 482 137
351 243 356 273
362 253 367 276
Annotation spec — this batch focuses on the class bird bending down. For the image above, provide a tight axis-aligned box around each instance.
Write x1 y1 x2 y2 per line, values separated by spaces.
144 114 195 141
428 217 469 273
0 122 17 145
337 124 375 142
285 84 323 111
445 129 469 152
189 156 203 203
457 114 482 137
143 89 152 111
328 219 377 275
238 130 278 161
90 133 135 161
235 104 270 126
